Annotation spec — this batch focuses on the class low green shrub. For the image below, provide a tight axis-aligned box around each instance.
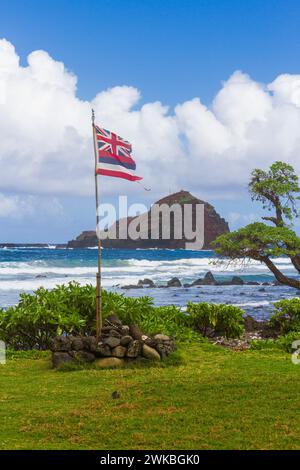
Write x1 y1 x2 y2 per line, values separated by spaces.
249 338 278 350
186 302 244 338
250 331 300 353
270 298 300 334
0 282 248 350
0 282 201 349
277 331 300 353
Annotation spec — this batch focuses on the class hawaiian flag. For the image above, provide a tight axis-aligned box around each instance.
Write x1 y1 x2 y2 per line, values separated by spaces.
95 126 142 181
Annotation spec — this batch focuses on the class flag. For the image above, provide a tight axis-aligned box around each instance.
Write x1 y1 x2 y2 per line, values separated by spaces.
94 126 142 181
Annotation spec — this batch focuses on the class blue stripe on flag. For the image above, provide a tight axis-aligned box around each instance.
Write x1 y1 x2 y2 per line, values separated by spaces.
99 156 136 170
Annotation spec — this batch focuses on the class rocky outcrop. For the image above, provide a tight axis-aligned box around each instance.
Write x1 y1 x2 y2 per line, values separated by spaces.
121 272 273 289
51 314 176 368
167 277 182 287
67 190 229 249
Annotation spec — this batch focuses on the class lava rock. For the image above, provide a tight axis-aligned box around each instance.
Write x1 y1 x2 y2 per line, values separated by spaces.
106 314 122 326
95 343 111 357
108 329 122 338
137 278 156 288
154 334 170 342
126 340 142 358
72 351 95 363
120 335 133 346
129 324 143 340
191 271 217 286
121 325 130 335
142 344 161 361
121 284 143 290
111 345 127 358
52 352 74 368
231 276 244 285
144 337 157 348
51 335 71 352
202 271 217 285
96 357 125 368
167 277 182 287
71 337 84 351
104 336 121 348
82 336 98 352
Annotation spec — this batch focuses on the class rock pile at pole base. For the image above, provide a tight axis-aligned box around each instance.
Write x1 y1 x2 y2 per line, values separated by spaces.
51 314 176 368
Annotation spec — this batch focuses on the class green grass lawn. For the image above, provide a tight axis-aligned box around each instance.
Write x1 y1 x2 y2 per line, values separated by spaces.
0 342 299 450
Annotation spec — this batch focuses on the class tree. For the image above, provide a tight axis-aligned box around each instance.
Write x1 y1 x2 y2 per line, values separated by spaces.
213 162 300 289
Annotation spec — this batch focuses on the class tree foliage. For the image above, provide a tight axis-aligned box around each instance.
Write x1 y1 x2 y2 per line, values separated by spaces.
213 161 300 289
249 161 300 226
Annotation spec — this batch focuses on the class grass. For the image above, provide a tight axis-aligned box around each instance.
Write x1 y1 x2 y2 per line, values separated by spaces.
0 342 300 450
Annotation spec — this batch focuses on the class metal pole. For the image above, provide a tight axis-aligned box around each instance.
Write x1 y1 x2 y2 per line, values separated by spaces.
92 109 102 339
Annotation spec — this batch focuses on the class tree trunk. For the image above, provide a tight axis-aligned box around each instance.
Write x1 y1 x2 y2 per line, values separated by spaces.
290 255 300 274
262 256 300 289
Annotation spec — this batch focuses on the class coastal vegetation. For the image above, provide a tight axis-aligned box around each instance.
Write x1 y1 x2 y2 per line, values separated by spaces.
0 282 300 355
0 282 244 350
214 162 300 289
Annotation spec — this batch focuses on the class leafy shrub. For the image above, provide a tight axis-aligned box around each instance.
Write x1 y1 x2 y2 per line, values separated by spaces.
277 331 300 353
0 282 200 349
270 298 300 334
186 302 244 338
249 331 300 353
0 282 247 350
0 283 93 350
249 338 278 350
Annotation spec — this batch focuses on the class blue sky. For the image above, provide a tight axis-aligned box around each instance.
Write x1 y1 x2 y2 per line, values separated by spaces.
3 0 300 105
1 0 300 242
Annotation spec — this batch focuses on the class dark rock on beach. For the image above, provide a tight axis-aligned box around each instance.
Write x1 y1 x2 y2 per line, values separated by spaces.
121 284 143 290
120 271 274 290
167 277 182 287
137 278 156 288
186 271 217 287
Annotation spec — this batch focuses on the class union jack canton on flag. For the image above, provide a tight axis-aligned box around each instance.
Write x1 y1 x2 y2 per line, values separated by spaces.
95 126 142 181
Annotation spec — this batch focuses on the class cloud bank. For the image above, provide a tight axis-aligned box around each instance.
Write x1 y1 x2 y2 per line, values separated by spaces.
1 38 300 203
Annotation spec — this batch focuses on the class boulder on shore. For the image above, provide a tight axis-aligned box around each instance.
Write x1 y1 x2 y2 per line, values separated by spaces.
191 271 217 286
137 278 156 288
167 277 182 287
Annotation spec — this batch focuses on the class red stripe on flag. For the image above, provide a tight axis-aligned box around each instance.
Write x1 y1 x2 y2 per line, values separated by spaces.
97 168 142 181
98 150 136 165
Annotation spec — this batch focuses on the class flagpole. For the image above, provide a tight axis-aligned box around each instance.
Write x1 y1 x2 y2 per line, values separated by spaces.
92 109 102 339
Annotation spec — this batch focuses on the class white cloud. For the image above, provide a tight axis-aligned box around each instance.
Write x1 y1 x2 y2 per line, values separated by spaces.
1 39 300 203
0 193 63 219
227 211 259 229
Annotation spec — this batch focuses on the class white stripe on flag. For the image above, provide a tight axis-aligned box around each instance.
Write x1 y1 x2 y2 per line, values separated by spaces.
96 162 136 177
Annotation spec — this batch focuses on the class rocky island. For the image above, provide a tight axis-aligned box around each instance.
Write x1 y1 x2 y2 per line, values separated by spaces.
67 190 229 249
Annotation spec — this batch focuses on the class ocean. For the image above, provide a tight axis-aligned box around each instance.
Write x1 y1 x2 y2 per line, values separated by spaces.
0 247 299 319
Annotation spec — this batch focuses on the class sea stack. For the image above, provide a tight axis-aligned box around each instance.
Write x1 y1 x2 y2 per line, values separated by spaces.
67 190 229 249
